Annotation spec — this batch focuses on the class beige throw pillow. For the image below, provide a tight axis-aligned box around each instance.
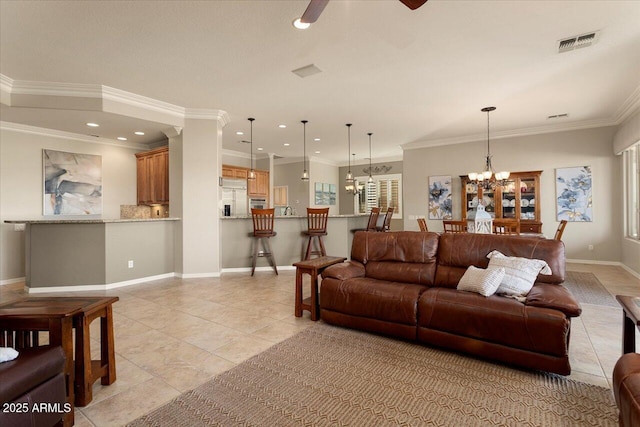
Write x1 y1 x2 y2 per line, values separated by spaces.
457 265 506 297
486 250 552 300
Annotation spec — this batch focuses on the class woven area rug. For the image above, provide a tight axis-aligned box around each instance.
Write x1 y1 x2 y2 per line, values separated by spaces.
129 323 617 427
564 271 618 307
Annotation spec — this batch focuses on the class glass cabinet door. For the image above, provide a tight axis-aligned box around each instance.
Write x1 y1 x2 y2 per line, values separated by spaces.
464 182 478 218
500 179 517 219
483 188 495 216
519 177 537 221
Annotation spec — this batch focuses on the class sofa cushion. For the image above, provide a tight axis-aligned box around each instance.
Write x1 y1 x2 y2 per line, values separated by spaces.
418 288 570 357
457 266 505 297
487 250 552 299
435 233 565 288
350 231 439 285
321 276 428 325
614 353 640 427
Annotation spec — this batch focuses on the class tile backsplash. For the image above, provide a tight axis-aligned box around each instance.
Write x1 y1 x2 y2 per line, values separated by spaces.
120 205 169 219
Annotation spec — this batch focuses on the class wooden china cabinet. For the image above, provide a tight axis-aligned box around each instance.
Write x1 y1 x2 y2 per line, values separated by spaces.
460 171 542 233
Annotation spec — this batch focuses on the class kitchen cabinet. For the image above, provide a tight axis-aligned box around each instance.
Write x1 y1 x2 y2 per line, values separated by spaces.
248 169 269 199
222 165 248 180
460 171 542 233
136 146 169 205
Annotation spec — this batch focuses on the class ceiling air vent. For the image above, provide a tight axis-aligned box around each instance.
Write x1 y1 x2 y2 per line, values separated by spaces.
558 31 599 53
548 113 569 119
292 64 322 78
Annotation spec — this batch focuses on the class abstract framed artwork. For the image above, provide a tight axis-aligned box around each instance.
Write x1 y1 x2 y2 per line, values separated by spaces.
43 149 103 216
555 165 592 222
314 182 336 205
428 175 452 220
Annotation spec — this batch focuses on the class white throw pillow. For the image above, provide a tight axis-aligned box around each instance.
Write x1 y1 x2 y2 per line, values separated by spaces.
486 250 552 300
457 265 506 297
0 347 19 363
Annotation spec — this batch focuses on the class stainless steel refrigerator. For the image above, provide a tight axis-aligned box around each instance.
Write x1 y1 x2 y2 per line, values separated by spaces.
221 178 248 216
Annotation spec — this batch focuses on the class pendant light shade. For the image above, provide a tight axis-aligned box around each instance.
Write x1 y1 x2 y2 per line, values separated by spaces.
345 124 353 184
247 117 256 180
301 120 309 181
367 132 374 183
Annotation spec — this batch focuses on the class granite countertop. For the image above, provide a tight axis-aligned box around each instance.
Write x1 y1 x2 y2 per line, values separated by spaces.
4 218 181 224
221 214 368 219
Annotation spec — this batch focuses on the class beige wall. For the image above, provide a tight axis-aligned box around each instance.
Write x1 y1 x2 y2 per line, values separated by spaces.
0 127 138 282
403 126 621 262
274 160 310 215
309 159 340 215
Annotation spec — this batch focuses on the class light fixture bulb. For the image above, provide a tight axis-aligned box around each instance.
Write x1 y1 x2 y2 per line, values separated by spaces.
292 18 310 30
483 170 492 179
468 172 478 181
302 170 309 181
368 175 374 183
248 169 256 180
346 171 354 182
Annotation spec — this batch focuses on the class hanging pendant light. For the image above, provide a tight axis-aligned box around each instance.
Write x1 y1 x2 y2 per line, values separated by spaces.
467 107 509 190
367 132 374 183
301 120 309 181
247 118 256 180
345 124 353 184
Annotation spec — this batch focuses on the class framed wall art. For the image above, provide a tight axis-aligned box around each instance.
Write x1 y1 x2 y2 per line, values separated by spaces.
43 149 102 216
428 175 452 220
555 165 592 222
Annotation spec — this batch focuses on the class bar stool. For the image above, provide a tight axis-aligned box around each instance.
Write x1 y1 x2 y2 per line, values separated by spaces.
379 207 394 231
303 208 329 260
250 208 278 276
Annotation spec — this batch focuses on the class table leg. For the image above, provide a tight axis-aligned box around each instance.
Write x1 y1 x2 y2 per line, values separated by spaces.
48 317 75 427
101 305 117 385
74 313 93 407
623 311 636 354
310 268 319 321
295 268 303 317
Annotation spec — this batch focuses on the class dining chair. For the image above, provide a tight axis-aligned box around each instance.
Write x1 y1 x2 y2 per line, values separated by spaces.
250 208 278 276
366 207 381 231
417 218 428 232
303 207 329 260
554 220 568 240
443 220 467 233
493 219 520 235
380 207 394 231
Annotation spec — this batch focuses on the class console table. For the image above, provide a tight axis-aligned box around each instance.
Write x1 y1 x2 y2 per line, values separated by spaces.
293 256 346 321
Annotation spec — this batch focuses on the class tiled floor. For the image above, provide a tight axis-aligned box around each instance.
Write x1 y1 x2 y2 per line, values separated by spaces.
1 262 638 426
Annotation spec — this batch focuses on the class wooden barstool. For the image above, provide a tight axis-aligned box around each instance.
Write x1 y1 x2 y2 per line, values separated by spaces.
303 208 329 260
250 208 278 276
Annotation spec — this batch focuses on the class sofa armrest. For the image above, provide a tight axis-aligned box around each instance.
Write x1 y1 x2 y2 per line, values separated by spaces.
321 261 365 280
525 283 582 317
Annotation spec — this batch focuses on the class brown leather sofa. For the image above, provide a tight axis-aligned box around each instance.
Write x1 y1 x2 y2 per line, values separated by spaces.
0 346 68 427
321 231 582 375
614 353 640 427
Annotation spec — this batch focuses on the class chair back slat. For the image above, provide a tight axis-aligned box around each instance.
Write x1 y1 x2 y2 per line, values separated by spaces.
366 207 381 231
307 208 329 233
493 219 520 235
554 220 568 240
252 208 275 236
382 207 394 231
443 220 467 233
417 218 428 232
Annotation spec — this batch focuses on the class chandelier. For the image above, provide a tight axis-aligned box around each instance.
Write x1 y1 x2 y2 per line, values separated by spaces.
467 106 509 190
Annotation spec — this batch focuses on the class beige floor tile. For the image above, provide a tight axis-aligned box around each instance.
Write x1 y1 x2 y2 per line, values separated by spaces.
213 334 277 364
80 378 180 426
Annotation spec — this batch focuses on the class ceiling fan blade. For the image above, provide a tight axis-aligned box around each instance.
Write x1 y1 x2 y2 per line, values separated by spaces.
399 0 428 10
300 0 329 24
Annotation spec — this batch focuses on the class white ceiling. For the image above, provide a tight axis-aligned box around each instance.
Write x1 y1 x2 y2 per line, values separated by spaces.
1 0 639 164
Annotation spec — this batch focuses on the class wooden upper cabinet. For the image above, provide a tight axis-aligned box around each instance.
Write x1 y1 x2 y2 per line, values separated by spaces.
248 169 269 198
460 171 542 233
222 165 249 180
136 146 169 205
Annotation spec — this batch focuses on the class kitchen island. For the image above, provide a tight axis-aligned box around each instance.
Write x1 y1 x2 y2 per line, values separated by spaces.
5 218 178 292
220 214 368 271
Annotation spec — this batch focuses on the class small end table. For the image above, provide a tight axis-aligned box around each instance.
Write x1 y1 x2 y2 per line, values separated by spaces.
293 256 346 321
616 295 640 354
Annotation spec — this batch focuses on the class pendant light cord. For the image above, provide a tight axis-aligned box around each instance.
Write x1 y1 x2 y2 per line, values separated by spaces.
368 132 373 179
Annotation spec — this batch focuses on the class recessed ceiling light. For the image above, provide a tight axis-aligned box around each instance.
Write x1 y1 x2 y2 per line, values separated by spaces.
236 131 244 135
86 122 99 127
314 151 321 154
117 137 128 141
292 18 310 30
314 138 320 141
278 124 287 129
283 143 290 146
257 147 263 151
134 131 145 136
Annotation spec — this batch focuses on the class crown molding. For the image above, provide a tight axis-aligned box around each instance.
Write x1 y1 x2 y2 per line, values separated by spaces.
7 78 103 98
222 148 251 160
0 121 149 150
101 85 184 117
613 85 640 125
0 74 14 95
184 108 230 126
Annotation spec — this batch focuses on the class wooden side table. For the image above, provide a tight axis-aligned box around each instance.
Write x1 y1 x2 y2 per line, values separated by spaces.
293 256 346 321
617 295 640 354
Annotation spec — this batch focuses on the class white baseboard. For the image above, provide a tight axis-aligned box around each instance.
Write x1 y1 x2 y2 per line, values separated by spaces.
175 272 221 279
221 265 296 274
0 277 25 286
27 273 175 293
621 264 640 280
566 258 622 266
